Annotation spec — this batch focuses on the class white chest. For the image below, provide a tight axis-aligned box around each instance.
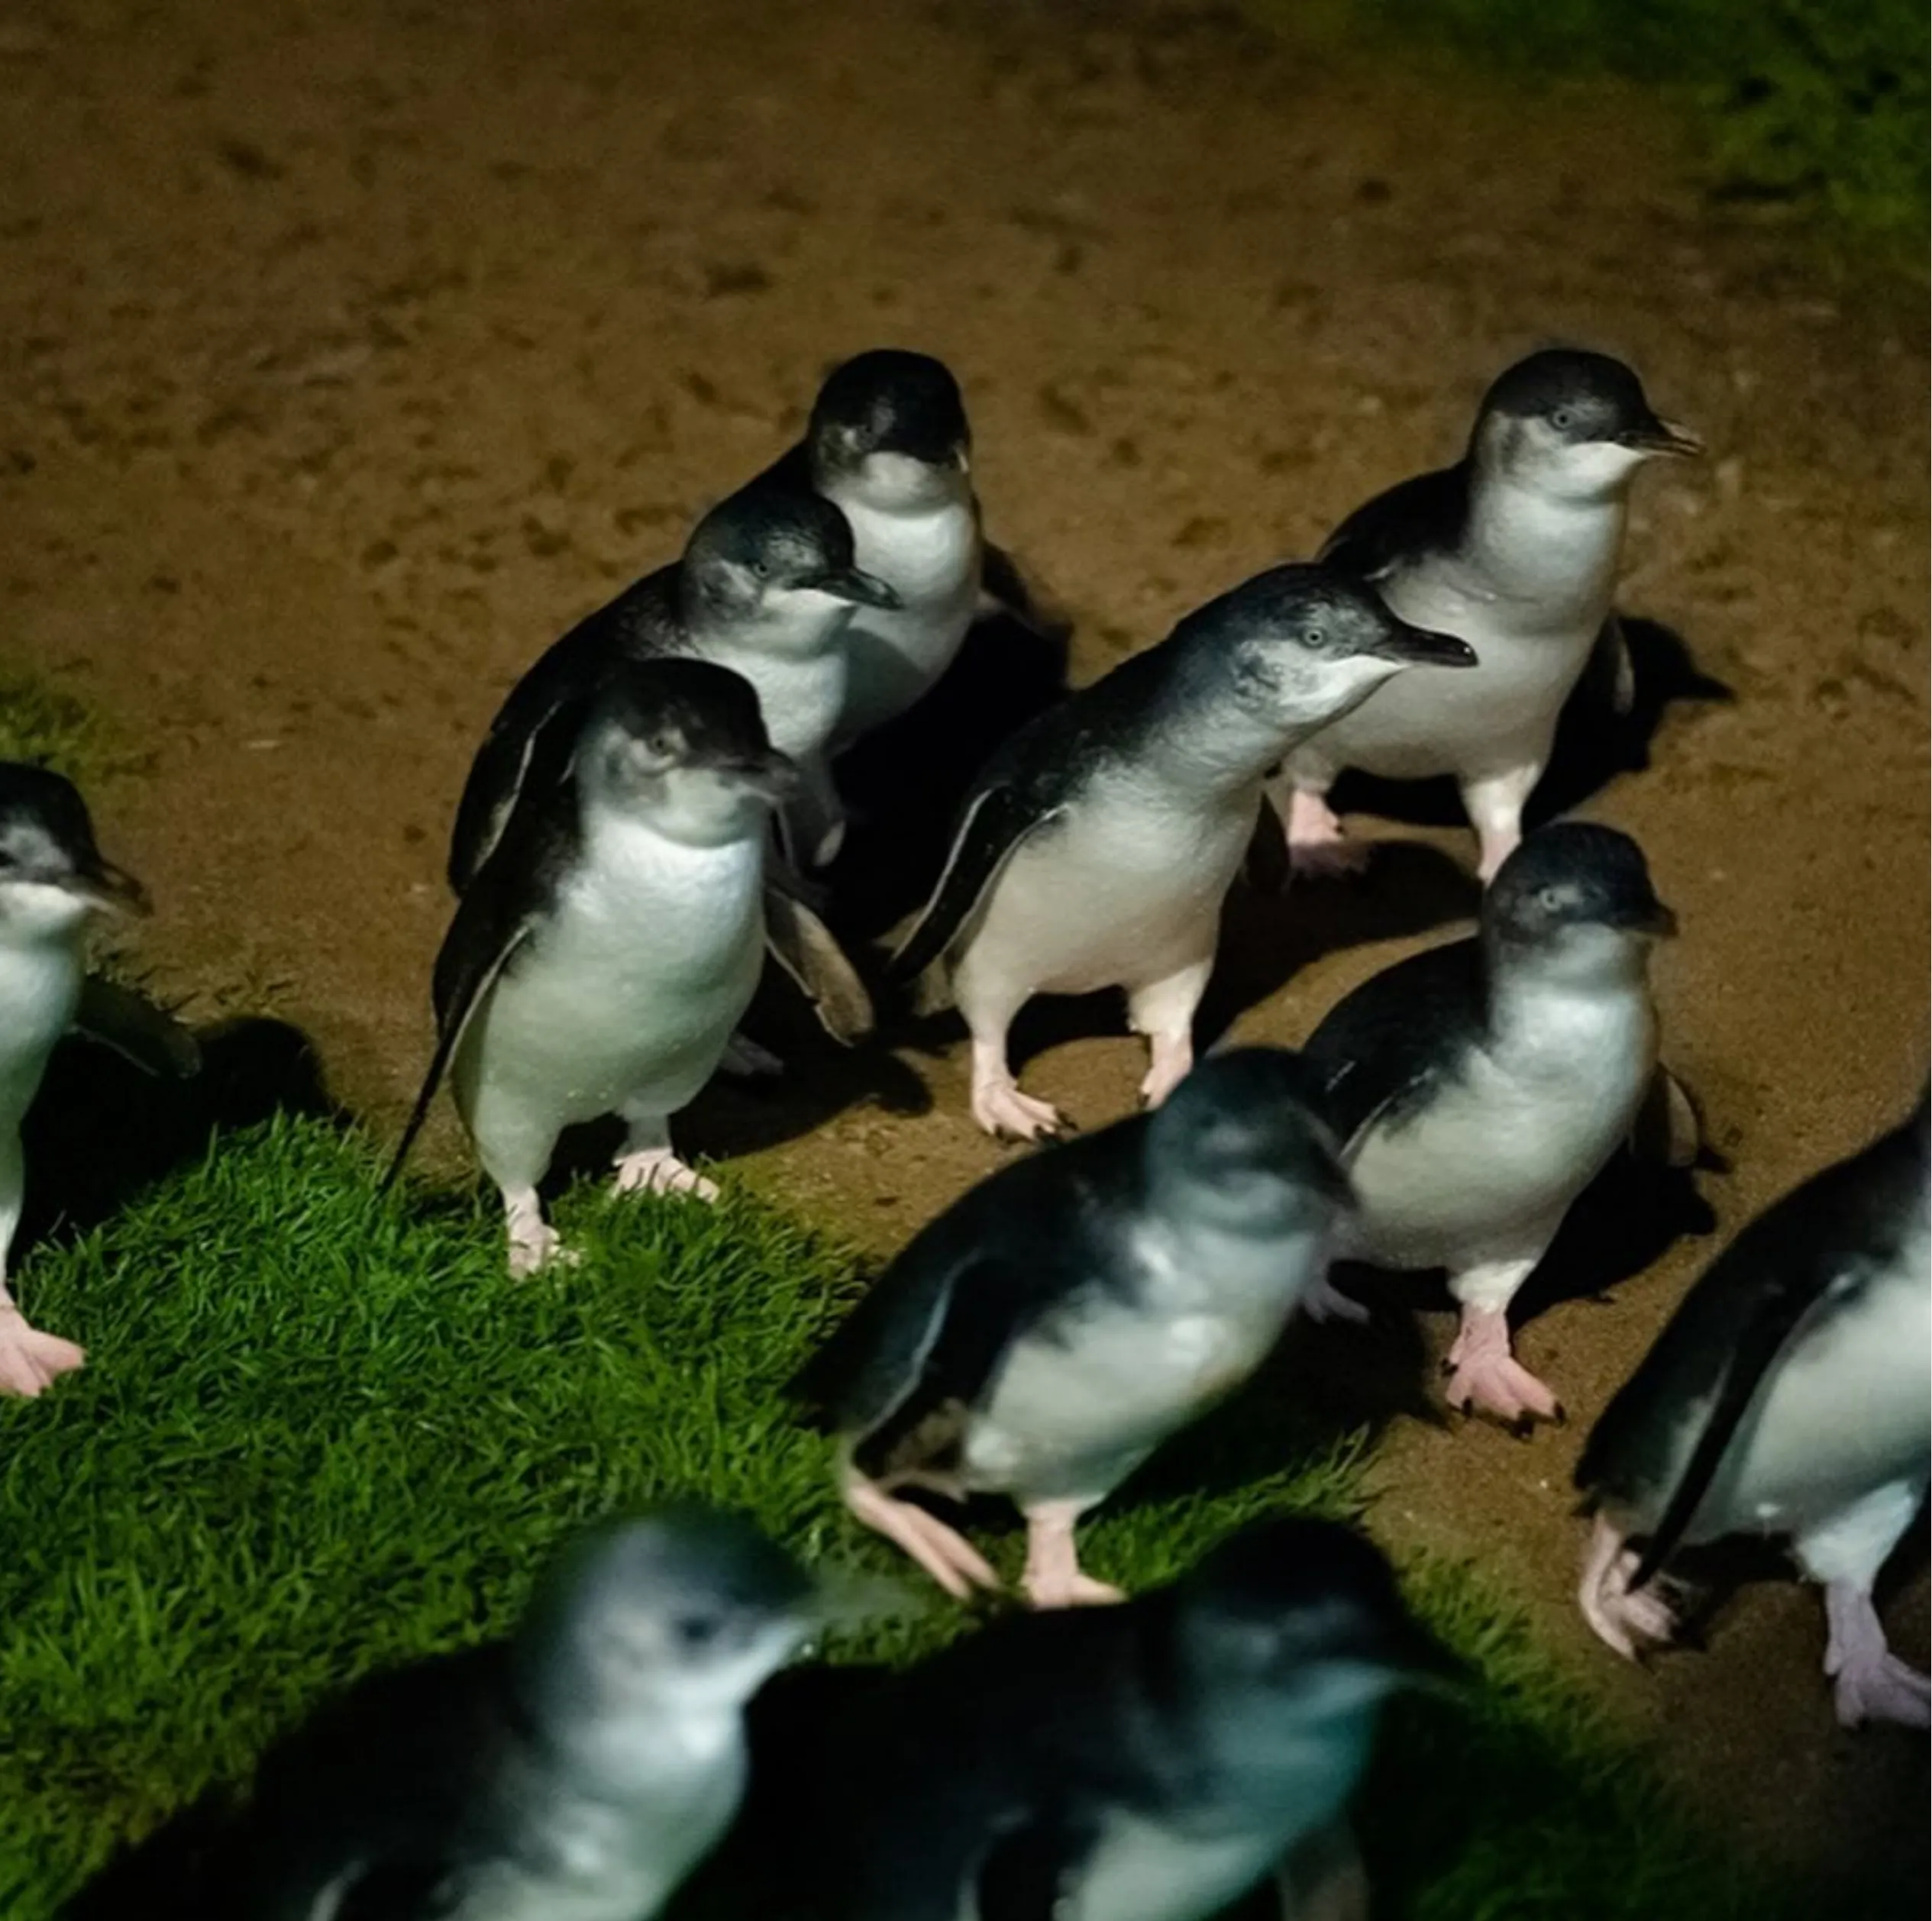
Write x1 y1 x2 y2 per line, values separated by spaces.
1057 1812 1282 1921
1348 983 1656 1267
0 937 82 1128
705 638 847 765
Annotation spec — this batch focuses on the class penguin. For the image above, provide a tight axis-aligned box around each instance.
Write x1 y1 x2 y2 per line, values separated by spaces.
891 563 1475 1141
389 658 811 1276
447 476 899 888
0 764 197 1397
715 1517 1458 1921
65 1508 816 1921
1575 1089 1930 1730
791 1048 1355 1609
1267 348 1701 883
760 347 1043 747
1297 822 1685 1430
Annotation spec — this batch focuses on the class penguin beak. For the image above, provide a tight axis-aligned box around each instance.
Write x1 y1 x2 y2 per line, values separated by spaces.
1620 415 1703 459
61 856 151 918
1370 621 1478 669
715 750 800 804
1622 897 1678 938
805 564 902 612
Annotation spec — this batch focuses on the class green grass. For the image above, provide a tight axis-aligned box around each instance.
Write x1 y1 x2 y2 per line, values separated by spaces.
1259 0 1929 264
0 1119 1811 1916
0 670 114 789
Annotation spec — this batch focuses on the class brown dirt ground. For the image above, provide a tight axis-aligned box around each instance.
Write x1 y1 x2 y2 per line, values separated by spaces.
3 0 1927 1905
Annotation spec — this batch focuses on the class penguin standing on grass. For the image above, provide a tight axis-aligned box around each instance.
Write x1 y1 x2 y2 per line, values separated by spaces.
1576 1088 1930 1729
0 764 196 1396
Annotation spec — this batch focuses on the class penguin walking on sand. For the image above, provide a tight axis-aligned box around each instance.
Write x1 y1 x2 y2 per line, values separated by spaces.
389 659 847 1276
761 347 1047 749
0 764 196 1397
1299 822 1691 1429
1268 348 1701 883
447 476 900 887
1575 1088 1930 1730
712 1518 1457 1921
792 1048 1354 1609
891 563 1474 1141
66 1509 816 1921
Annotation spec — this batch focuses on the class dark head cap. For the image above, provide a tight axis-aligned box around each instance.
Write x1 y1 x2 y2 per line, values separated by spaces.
512 1506 816 1725
1477 349 1701 459
1171 1517 1461 1705
807 349 971 474
684 481 900 616
1485 822 1676 947
585 657 797 804
0 762 148 917
1149 1046 1352 1212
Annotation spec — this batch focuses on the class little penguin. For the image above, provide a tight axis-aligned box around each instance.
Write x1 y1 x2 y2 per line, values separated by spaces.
1575 1087 1930 1730
0 764 197 1398
389 658 810 1276
759 347 1043 747
1268 348 1701 882
891 562 1474 1141
1298 821 1685 1430
791 1048 1355 1609
447 475 899 885
65 1507 816 1921
722 1517 1459 1921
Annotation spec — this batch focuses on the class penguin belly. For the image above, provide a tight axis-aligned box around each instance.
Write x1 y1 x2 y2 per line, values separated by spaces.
1293 540 1611 786
958 792 1250 1002
1345 996 1654 1270
457 836 764 1150
715 643 846 769
0 937 82 1135
833 494 980 737
1678 1254 1932 1548
1057 1813 1287 1921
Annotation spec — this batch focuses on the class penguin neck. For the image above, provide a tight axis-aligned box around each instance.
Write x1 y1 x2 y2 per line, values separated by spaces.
684 594 852 667
1481 925 1656 1058
1140 684 1300 801
1462 456 1630 611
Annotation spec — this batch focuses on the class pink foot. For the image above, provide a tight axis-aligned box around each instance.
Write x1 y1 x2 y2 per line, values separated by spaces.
612 1149 719 1203
1444 1306 1562 1429
1026 1567 1125 1609
1578 1513 1682 1660
971 1079 1068 1143
1022 1501 1123 1610
842 1471 1000 1602
1137 1046 1193 1109
1287 790 1371 878
0 1307 86 1398
1824 1581 1931 1729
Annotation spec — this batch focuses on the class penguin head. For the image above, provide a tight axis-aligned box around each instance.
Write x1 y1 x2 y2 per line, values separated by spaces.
0 763 147 939
1146 1046 1354 1234
512 1506 815 1770
1475 349 1701 500
1485 822 1677 973
806 349 973 508
1184 563 1475 738
683 483 901 644
1168 1518 1461 1730
579 658 800 848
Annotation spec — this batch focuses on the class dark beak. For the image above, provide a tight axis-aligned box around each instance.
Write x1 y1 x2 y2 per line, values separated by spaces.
1622 896 1678 938
1371 621 1478 669
63 857 152 919
805 564 901 612
1620 414 1703 459
716 748 801 804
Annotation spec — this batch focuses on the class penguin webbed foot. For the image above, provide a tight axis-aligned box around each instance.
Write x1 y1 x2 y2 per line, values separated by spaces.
1443 1307 1562 1429
1578 1513 1685 1661
841 1471 1000 1603
0 1304 86 1398
971 1080 1070 1144
1824 1581 1932 1730
611 1148 720 1204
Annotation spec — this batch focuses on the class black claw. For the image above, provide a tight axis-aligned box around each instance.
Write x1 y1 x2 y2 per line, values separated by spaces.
1552 1403 1569 1428
1509 1412 1536 1442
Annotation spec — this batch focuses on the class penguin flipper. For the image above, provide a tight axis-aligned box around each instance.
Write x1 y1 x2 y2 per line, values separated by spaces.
979 541 1072 643
890 784 1068 985
71 976 202 1078
1317 462 1469 586
446 663 587 895
763 876 874 1045
1631 1063 1701 1169
1591 611 1637 717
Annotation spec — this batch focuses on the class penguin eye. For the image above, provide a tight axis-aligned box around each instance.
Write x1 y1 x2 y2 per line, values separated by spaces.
1550 407 1575 431
1303 625 1326 648
674 1613 722 1649
1536 884 1565 912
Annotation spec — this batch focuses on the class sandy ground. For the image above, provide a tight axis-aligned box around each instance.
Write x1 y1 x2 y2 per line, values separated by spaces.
3 0 1927 1904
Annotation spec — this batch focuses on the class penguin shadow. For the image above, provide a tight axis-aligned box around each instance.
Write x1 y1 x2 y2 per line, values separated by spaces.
1323 615 1732 838
18 1014 338 1252
825 609 1072 948
1200 837 1481 1050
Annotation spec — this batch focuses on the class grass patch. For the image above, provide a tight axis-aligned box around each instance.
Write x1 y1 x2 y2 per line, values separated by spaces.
0 1119 1817 1916
1258 0 1929 264
0 671 112 789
